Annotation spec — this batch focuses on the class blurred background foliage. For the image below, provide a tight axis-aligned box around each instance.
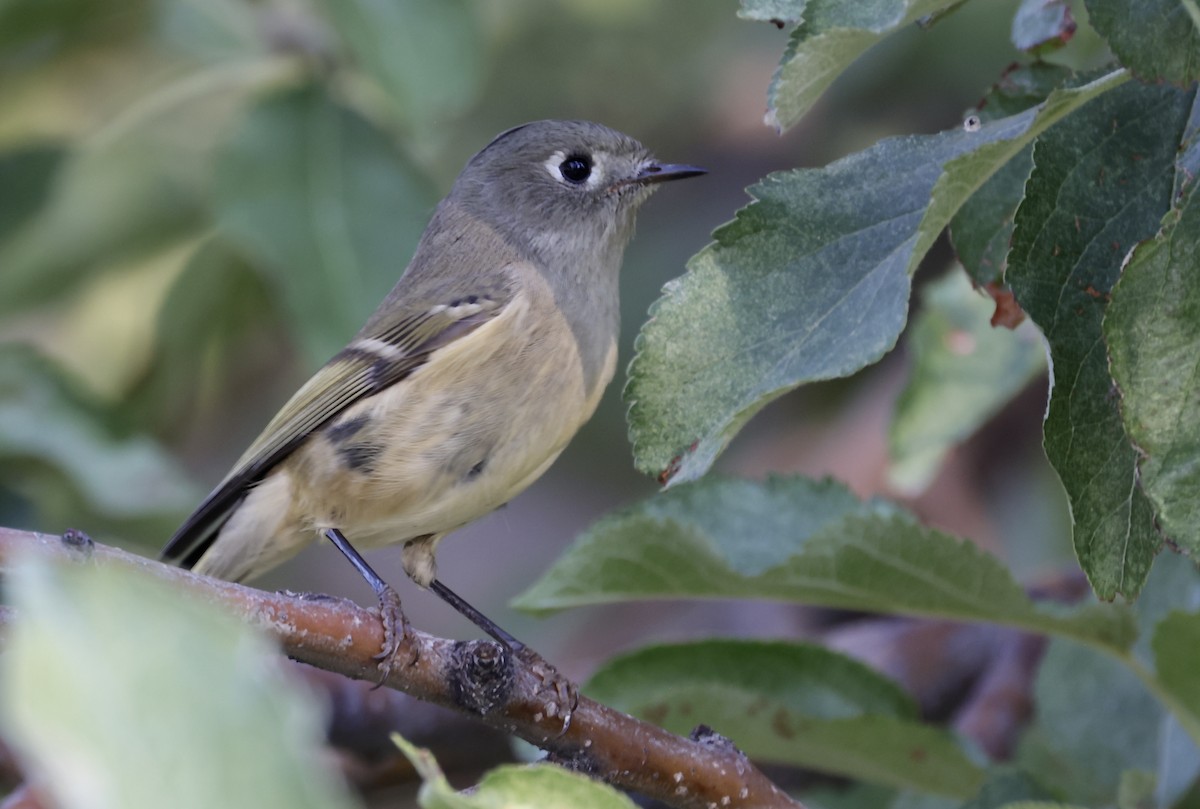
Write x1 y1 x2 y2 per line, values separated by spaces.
0 0 1105 656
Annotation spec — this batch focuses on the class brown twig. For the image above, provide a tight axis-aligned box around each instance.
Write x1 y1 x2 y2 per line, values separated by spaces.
0 528 802 809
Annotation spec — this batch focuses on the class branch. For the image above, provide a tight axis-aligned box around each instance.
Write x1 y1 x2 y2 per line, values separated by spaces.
0 528 802 809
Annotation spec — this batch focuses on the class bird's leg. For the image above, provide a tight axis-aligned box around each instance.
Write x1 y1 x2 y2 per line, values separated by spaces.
430 577 578 733
428 578 522 648
323 528 416 679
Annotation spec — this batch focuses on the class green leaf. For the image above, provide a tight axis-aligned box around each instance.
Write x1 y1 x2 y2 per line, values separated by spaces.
1153 713 1200 808
0 346 197 534
805 783 959 809
393 735 637 809
673 713 983 797
154 0 263 60
214 85 435 364
1105 187 1200 555
1007 81 1196 600
515 475 1135 653
1116 770 1156 809
960 770 1053 809
893 796 960 809
584 640 983 796
1010 0 1075 54
321 0 482 124
0 55 278 317
1 557 360 809
738 0 808 24
0 0 122 55
889 791 960 809
888 269 1046 493
1128 553 1200 807
1017 640 1164 807
798 782 897 809
917 70 1127 273
1131 552 1200 661
763 0 962 132
1085 0 1200 85
950 63 1074 286
1153 612 1200 732
0 137 206 317
627 69 1125 485
949 153 1031 288
1016 558 1200 806
127 238 276 432
0 143 63 243
586 640 919 720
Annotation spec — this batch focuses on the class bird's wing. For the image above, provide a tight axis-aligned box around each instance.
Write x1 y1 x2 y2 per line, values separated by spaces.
161 286 512 570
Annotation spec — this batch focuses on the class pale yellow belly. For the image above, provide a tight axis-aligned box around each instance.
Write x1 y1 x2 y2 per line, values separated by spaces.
195 275 617 585
295 356 598 545
289 287 615 553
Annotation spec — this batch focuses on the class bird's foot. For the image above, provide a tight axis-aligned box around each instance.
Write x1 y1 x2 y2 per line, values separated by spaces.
516 645 578 735
373 585 418 685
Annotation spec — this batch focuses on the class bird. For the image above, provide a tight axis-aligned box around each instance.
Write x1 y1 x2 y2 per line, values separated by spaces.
161 119 705 687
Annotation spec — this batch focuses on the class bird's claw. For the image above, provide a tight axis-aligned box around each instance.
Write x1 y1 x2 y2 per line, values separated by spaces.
372 585 418 686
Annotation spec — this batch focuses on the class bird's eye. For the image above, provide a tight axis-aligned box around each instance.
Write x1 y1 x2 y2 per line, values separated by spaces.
559 154 592 184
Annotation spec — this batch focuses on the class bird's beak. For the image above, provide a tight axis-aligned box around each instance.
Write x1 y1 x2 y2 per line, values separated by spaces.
633 162 708 184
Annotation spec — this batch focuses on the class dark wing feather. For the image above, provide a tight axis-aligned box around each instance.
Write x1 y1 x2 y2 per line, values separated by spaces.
161 297 507 569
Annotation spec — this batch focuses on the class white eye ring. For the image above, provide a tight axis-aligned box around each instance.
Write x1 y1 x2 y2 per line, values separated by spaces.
544 150 603 188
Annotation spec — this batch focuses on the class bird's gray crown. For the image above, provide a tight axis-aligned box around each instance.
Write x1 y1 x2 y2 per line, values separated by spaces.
448 120 659 262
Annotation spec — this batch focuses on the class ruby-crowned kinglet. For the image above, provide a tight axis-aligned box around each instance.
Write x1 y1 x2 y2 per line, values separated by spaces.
162 120 704 665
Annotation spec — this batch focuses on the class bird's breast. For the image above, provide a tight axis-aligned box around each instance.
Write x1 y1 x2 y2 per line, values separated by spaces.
287 264 618 545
